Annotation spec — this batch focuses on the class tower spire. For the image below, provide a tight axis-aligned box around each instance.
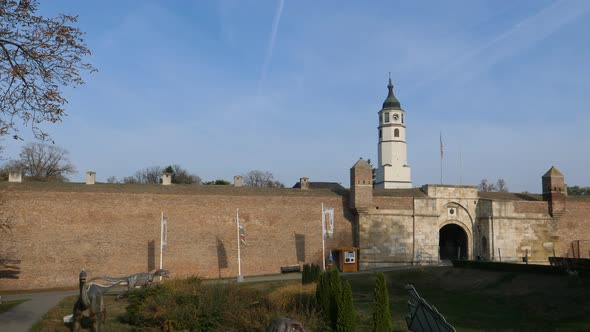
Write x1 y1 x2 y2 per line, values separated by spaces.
383 74 400 109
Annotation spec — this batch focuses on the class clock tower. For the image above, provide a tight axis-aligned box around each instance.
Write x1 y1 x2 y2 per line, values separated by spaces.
374 77 412 189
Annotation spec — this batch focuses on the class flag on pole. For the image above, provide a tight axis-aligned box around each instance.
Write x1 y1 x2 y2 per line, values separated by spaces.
238 222 247 245
161 214 168 251
322 206 335 238
440 132 444 160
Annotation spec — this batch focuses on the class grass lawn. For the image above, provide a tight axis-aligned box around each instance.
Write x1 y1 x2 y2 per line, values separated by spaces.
344 267 590 332
0 298 30 314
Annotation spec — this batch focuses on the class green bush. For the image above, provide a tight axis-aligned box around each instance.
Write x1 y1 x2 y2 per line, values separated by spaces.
123 276 322 331
328 267 342 329
311 264 321 282
372 272 392 332
302 264 310 284
337 280 356 332
316 270 331 326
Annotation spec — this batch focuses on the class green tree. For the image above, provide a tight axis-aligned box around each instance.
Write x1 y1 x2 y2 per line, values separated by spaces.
328 267 342 329
0 0 95 141
311 263 321 282
203 179 231 185
337 280 356 332
315 271 330 325
302 263 310 284
164 164 201 184
568 186 590 196
372 272 392 332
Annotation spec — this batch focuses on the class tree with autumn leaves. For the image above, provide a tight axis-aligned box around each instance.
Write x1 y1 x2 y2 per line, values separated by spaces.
0 0 95 141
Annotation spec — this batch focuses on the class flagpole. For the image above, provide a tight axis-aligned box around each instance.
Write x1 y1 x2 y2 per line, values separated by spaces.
236 208 243 282
440 132 443 185
459 146 463 185
159 211 164 281
321 203 326 270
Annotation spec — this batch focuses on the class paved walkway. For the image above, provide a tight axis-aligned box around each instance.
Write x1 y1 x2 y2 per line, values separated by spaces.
0 290 77 332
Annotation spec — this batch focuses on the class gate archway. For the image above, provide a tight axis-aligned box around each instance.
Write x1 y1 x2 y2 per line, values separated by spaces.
439 224 468 260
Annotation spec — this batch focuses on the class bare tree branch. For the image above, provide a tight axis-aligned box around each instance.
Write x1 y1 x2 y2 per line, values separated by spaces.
15 142 76 181
242 170 284 188
0 0 96 141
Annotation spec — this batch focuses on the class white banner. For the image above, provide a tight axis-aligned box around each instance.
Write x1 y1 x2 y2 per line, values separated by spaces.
322 207 335 238
161 214 168 250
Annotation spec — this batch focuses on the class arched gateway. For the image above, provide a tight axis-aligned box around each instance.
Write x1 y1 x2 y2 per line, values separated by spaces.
439 224 468 260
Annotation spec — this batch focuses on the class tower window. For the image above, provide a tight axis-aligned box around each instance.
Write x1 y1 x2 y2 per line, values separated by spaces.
384 113 389 123
379 129 382 139
394 128 399 137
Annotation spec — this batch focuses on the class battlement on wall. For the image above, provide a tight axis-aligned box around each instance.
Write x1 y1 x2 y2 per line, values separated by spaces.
0 181 348 198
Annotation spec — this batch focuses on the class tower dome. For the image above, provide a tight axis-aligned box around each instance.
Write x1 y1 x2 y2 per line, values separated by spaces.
382 78 401 110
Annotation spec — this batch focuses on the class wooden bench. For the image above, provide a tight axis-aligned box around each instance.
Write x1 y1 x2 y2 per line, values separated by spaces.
280 265 301 273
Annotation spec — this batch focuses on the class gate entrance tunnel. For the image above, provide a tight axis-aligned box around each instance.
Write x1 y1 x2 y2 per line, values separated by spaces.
439 224 468 260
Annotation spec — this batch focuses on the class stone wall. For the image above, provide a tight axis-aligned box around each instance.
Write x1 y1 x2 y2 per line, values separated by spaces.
0 184 354 290
558 198 590 256
486 200 556 263
357 208 414 269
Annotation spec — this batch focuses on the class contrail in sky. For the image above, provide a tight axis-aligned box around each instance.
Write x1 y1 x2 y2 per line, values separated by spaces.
408 0 589 94
260 0 285 86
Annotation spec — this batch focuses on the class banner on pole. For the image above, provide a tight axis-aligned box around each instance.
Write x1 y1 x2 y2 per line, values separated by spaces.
239 223 247 245
161 214 168 250
322 207 335 238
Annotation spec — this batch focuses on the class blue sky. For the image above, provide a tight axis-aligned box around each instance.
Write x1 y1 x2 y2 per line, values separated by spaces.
3 0 590 192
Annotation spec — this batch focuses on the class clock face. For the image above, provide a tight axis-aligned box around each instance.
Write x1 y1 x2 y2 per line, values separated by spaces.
393 113 399 121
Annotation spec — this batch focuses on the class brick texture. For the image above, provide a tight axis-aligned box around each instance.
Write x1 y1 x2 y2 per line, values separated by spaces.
0 186 354 290
557 198 590 256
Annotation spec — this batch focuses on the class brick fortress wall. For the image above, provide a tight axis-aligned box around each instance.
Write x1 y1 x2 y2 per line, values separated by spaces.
558 197 590 256
0 183 354 290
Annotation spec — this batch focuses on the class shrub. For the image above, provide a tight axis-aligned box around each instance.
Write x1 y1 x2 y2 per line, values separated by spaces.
337 280 356 332
311 264 321 282
316 270 331 326
302 264 311 284
328 267 342 329
372 272 392 332
303 263 322 285
123 276 323 331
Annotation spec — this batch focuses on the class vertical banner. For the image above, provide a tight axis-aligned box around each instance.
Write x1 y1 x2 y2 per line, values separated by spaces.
159 212 167 280
323 207 335 238
161 214 168 251
236 208 244 281
321 204 335 270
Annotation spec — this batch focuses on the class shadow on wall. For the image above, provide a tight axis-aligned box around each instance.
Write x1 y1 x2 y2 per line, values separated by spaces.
333 188 357 246
147 240 155 272
295 233 305 262
216 237 228 278
0 259 20 279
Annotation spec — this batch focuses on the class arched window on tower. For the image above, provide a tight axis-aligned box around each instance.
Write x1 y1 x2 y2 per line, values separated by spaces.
394 128 399 137
379 129 382 139
384 113 389 123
